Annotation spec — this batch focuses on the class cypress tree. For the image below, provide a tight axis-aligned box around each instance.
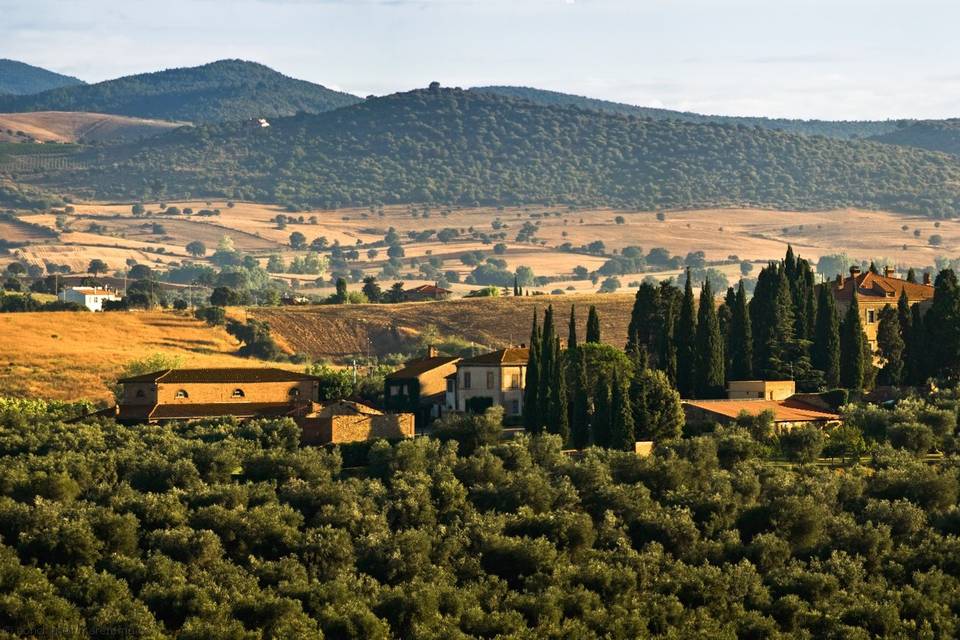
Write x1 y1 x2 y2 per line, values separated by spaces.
869 261 878 274
522 311 541 432
628 344 649 440
569 347 590 449
906 268 917 284
627 281 659 354
876 304 904 386
513 275 520 296
897 290 913 381
812 284 841 388
907 303 926 385
840 296 865 390
694 279 725 398
926 269 960 380
567 305 578 351
675 269 697 397
537 306 556 434
585 305 601 343
591 372 612 447
547 336 569 443
784 244 797 281
609 371 635 451
728 281 753 380
718 287 735 379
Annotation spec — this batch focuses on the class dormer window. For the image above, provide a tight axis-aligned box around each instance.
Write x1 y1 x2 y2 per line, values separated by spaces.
232 389 245 398
175 389 189 399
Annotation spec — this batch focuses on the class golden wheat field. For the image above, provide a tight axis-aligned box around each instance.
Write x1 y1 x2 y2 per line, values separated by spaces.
0 310 299 402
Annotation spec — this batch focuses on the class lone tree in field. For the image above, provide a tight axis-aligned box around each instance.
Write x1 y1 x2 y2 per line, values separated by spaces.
289 231 307 250
87 259 108 280
186 241 207 257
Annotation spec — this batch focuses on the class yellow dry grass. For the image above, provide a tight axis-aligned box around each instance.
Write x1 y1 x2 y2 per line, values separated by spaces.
0 111 184 143
0 310 299 402
251 293 637 361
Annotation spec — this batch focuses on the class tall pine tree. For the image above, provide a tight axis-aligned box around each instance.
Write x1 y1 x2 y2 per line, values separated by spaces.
694 278 725 398
547 336 569 443
522 311 541 432
907 303 926 385
728 280 753 380
675 269 697 397
926 269 960 380
585 305 601 343
536 305 557 434
840 296 865 390
812 284 841 388
876 304 904 386
627 281 659 355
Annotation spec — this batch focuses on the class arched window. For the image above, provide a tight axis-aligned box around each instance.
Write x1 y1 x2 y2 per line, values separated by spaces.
135 389 145 398
175 389 189 399
288 388 300 397
232 388 245 398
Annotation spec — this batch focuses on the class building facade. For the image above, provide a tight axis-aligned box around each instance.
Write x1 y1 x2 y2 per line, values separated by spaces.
832 266 935 351
59 286 121 312
299 400 415 445
727 380 796 401
451 347 529 416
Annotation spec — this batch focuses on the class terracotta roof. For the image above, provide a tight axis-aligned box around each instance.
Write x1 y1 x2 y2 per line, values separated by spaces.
833 272 934 304
405 284 452 295
308 400 384 417
683 398 840 423
118 368 320 384
118 401 304 421
458 347 529 366
386 356 460 380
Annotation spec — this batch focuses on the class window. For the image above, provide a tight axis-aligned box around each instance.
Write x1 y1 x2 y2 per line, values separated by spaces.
232 389 245 398
509 374 521 389
463 372 471 389
135 389 145 398
867 310 876 323
390 385 399 396
486 371 495 389
288 388 300 397
446 379 454 392
511 400 520 415
175 389 188 399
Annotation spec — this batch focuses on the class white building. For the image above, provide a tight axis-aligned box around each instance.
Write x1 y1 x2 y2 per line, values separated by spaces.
59 286 120 312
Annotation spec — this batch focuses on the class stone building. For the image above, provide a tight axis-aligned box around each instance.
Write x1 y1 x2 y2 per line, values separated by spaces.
451 347 529 416
384 347 460 428
832 266 935 351
299 400 414 445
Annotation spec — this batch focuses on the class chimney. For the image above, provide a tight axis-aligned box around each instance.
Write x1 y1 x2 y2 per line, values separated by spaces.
849 265 861 277
427 345 438 358
923 272 932 286
884 266 894 278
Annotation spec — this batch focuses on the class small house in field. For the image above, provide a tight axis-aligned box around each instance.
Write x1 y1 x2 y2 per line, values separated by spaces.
404 283 453 302
452 346 529 417
384 346 460 428
59 286 120 312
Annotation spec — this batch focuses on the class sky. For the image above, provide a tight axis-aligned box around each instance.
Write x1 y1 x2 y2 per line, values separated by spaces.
2 0 959 121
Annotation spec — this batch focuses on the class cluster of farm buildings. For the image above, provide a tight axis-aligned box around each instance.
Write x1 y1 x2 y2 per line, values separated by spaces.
105 266 934 447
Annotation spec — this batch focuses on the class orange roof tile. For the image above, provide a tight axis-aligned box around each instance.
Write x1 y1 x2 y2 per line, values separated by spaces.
833 272 934 304
459 347 529 366
683 398 840 423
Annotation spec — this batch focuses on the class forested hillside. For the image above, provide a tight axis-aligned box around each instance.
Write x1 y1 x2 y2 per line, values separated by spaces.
36 86 960 218
0 60 361 124
473 85 904 139
0 59 84 96
872 120 960 157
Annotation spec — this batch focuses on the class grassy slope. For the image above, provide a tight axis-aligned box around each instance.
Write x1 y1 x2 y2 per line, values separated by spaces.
252 294 636 361
0 309 298 402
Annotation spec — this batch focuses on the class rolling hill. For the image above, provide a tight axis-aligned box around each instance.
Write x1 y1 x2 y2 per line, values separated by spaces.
0 59 84 96
0 59 362 124
871 120 960 157
24 85 960 218
0 111 184 143
471 85 905 139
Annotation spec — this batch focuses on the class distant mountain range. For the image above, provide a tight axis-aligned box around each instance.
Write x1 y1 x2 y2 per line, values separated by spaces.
0 60 362 124
25 86 959 218
471 86 907 140
0 59 84 96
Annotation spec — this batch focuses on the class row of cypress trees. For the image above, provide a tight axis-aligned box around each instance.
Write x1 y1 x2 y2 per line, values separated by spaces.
626 245 958 397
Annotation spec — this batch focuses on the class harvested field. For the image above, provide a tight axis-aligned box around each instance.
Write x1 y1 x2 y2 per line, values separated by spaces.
252 294 636 361
0 111 184 144
0 310 299 402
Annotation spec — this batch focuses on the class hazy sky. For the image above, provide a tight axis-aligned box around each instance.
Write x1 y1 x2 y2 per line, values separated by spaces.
2 0 959 120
